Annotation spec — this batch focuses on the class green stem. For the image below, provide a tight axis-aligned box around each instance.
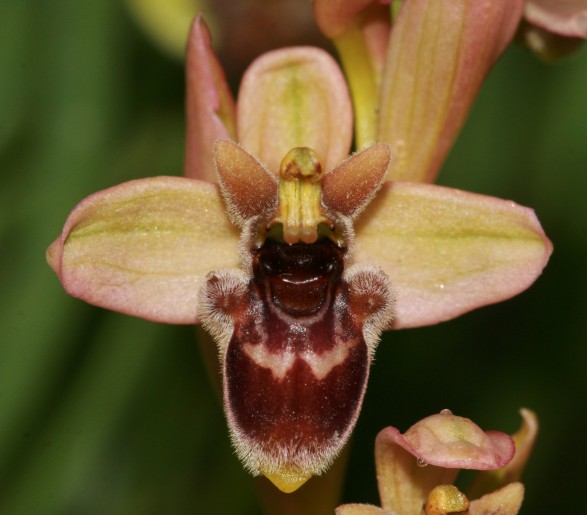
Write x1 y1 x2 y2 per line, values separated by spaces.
335 26 380 149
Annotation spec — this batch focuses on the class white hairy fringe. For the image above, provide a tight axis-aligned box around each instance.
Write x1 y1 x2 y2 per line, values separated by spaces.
343 264 396 358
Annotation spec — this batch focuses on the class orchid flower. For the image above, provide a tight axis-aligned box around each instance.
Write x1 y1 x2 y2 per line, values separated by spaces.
336 409 538 515
126 0 326 68
47 7 551 494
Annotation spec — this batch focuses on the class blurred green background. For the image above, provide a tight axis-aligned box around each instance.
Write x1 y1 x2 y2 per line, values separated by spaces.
1 1 586 514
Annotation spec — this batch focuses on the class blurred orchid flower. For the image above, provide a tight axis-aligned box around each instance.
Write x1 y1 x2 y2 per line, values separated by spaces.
314 0 526 182
522 0 587 59
47 10 551 493
525 0 587 38
126 0 325 77
336 409 538 515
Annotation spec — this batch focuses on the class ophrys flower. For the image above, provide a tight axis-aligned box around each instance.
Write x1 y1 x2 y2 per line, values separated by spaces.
47 15 551 492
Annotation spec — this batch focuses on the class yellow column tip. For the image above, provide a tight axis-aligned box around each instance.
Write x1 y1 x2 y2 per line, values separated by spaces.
262 468 312 493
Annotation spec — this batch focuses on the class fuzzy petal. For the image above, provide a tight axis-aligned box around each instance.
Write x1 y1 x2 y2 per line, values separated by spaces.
237 47 352 174
184 15 236 182
352 182 552 329
214 140 278 225
322 143 391 218
469 482 524 515
387 411 515 470
47 177 239 324
525 0 587 38
378 0 524 182
375 426 457 515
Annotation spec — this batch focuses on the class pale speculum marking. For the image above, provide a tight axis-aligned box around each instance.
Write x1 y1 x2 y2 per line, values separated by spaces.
243 336 361 381
243 342 295 380
202 237 393 483
301 337 360 380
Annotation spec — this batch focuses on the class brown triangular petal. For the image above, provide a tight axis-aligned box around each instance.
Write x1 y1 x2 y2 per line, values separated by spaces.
214 140 278 225
322 143 391 218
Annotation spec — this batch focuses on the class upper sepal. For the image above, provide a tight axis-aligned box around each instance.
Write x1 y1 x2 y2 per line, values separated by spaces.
237 46 353 174
47 176 239 324
374 420 458 515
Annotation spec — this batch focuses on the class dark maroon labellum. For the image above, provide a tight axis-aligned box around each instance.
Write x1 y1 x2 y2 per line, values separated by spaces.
223 238 370 480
